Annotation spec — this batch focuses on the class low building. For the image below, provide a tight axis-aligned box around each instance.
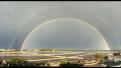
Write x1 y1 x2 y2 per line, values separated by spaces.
108 56 114 61
113 52 120 56
114 56 121 62
107 55 121 62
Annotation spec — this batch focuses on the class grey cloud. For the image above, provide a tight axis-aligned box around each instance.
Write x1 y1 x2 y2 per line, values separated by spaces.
0 2 120 49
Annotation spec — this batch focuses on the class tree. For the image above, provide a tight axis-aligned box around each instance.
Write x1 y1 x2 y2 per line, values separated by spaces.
0 59 3 64
9 58 28 67
59 62 84 67
40 62 50 67
59 59 84 67
95 53 102 60
0 60 9 67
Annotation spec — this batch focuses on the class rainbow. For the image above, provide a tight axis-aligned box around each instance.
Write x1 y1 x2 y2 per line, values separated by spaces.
21 18 110 50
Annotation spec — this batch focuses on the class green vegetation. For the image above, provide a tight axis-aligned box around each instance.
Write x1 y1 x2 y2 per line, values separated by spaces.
95 53 102 60
9 58 28 67
38 62 50 67
59 59 84 67
102 60 121 67
60 59 69 64
59 61 84 67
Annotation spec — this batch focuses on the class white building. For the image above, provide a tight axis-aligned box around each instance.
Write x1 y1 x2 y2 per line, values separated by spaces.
108 55 121 62
108 56 114 61
114 56 121 62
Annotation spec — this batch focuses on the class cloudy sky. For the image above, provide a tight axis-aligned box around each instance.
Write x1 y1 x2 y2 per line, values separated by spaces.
0 1 121 50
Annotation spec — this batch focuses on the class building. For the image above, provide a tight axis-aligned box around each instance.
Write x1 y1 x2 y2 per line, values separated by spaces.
107 56 121 62
113 56 121 62
107 53 114 61
108 56 114 61
113 52 121 56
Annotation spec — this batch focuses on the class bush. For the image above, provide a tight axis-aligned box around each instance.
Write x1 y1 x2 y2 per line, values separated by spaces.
0 59 3 64
103 61 121 66
95 53 102 60
31 62 50 67
0 60 9 67
59 60 84 67
9 58 28 67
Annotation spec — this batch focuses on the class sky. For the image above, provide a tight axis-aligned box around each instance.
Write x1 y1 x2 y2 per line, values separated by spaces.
0 1 121 50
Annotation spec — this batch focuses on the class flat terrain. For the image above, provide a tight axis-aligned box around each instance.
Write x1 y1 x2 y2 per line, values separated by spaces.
0 51 91 61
